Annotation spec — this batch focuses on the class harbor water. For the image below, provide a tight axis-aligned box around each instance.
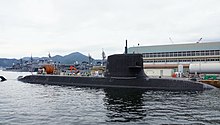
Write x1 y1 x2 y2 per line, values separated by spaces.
1 71 220 125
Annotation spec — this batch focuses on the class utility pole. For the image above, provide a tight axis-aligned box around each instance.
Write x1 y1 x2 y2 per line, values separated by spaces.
102 49 106 66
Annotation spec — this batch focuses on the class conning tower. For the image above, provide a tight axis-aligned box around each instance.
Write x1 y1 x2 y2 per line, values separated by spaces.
104 40 146 78
104 54 147 78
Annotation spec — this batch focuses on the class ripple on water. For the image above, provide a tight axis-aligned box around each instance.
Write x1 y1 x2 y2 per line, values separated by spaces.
1 71 220 124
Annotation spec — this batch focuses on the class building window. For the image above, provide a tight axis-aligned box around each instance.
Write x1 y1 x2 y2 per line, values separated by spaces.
187 51 191 56
170 52 174 57
174 52 177 57
210 50 215 55
165 52 169 57
201 51 205 56
196 51 200 56
192 51 195 56
205 50 209 56
215 50 220 55
183 52 187 56
178 52 182 56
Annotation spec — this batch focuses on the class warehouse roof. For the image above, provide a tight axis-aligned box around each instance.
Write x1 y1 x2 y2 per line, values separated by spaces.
128 41 220 53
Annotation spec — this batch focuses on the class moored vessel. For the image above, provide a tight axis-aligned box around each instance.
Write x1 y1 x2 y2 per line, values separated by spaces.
18 53 214 91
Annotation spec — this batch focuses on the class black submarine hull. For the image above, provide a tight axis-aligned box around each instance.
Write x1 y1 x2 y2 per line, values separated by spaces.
18 75 214 91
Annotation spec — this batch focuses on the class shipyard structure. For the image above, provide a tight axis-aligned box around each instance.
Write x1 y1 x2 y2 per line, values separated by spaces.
128 42 220 77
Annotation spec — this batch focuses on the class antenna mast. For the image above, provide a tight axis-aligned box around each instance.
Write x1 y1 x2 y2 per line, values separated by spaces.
125 40 128 54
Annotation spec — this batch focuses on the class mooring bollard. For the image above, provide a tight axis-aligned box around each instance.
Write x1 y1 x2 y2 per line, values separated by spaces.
0 76 7 82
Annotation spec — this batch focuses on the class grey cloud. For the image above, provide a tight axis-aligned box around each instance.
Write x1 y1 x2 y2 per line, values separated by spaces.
0 0 220 58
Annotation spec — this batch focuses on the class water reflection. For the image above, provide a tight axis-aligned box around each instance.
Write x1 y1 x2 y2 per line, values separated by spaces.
103 88 146 122
102 89 214 124
1 71 220 124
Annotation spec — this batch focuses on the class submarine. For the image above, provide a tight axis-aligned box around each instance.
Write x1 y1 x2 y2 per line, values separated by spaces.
18 42 215 91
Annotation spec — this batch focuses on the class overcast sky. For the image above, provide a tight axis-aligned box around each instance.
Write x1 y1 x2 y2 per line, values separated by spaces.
0 0 220 59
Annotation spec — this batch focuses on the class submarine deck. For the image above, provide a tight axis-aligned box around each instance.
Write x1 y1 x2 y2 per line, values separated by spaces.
18 75 215 91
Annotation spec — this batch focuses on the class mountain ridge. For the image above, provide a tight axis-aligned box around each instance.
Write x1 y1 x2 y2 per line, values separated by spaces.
0 52 94 67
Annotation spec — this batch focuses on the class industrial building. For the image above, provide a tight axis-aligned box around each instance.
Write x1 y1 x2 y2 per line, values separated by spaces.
128 42 220 77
